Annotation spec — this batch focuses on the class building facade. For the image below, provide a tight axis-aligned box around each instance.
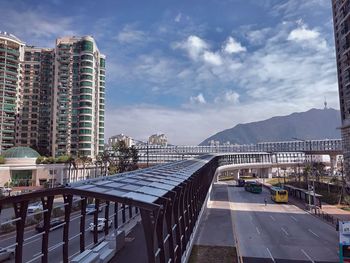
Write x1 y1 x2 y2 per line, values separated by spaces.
148 134 168 146
332 0 350 179
0 32 24 153
52 36 105 158
108 134 133 147
16 47 54 156
0 33 105 159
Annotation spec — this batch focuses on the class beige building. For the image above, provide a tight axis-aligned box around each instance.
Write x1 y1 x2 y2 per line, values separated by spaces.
0 146 102 190
148 134 168 146
108 134 134 147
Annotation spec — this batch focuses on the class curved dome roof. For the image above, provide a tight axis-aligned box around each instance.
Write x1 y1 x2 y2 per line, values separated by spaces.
3 147 40 158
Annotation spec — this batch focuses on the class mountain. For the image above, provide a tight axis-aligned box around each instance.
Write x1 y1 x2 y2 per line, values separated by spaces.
199 108 341 145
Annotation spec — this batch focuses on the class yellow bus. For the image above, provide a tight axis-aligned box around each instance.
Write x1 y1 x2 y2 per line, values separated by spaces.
270 187 288 203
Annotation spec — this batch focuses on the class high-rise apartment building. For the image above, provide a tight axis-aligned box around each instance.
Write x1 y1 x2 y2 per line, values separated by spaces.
0 32 24 153
52 36 105 158
0 32 105 158
332 0 350 178
16 47 54 156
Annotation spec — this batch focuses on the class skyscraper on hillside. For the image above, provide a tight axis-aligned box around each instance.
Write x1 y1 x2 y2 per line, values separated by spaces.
332 0 350 178
0 32 105 158
0 32 24 153
52 36 105 158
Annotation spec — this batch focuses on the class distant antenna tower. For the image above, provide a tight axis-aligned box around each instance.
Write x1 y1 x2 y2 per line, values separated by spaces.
324 97 328 109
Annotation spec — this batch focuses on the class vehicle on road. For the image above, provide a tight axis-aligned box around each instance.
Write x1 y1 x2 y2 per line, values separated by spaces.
270 187 288 203
237 179 245 187
0 247 15 262
89 218 112 232
27 202 43 213
35 218 64 232
244 181 262 193
86 203 103 215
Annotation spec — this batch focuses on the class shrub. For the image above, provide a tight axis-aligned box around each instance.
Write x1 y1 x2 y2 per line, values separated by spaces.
56 155 71 163
36 156 45 164
0 223 15 233
0 155 5 164
52 207 64 218
25 218 38 227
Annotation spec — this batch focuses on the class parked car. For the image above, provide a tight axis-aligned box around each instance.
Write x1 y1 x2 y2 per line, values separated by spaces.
86 204 102 215
35 218 64 232
89 218 112 232
0 247 15 262
27 202 43 214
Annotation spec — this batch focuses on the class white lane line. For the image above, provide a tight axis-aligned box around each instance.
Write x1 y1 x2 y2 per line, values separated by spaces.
281 227 289 236
266 247 275 263
270 215 276 221
256 227 260 235
290 215 298 222
308 229 320 238
300 249 315 262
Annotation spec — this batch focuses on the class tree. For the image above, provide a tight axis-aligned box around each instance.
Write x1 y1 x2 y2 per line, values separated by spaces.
312 162 325 182
110 141 139 174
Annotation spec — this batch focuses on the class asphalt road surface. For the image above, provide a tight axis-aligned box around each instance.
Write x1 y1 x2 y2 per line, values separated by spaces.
0 204 137 263
228 185 339 263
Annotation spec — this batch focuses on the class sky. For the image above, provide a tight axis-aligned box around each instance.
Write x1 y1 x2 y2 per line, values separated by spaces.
0 0 339 145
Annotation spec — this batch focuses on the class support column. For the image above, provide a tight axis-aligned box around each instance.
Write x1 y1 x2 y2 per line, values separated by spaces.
14 200 29 263
80 197 87 252
62 195 73 263
41 196 54 263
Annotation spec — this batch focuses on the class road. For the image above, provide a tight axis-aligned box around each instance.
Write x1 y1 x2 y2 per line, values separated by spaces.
0 204 138 263
228 185 339 263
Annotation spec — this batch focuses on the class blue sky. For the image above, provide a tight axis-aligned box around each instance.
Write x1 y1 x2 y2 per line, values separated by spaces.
0 0 339 144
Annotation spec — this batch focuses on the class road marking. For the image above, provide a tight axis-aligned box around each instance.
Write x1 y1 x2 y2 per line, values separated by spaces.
308 229 319 238
266 247 275 263
301 249 315 262
249 215 253 221
256 227 260 235
23 237 41 247
270 215 276 221
290 215 298 222
281 227 289 236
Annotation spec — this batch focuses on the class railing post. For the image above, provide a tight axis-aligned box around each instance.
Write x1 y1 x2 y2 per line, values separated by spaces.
13 200 29 263
80 197 87 252
62 194 73 263
41 196 54 263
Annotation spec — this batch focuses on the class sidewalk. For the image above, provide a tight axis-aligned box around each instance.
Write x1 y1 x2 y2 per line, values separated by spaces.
263 181 350 224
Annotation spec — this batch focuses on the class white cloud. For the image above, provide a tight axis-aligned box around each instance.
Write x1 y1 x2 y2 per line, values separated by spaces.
175 13 182 22
214 90 240 104
203 51 223 66
223 37 246 54
0 9 76 46
190 93 206 104
174 35 209 60
287 24 327 50
224 90 240 103
116 25 147 44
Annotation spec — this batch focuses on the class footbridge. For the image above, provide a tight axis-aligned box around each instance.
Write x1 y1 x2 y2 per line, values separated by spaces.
135 139 342 164
0 152 308 263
